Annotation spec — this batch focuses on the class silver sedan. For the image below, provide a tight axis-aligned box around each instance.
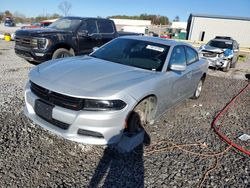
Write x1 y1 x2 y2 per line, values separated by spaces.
24 36 208 145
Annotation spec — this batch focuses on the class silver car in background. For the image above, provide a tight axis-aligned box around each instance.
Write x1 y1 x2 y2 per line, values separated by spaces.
199 36 239 72
24 36 208 145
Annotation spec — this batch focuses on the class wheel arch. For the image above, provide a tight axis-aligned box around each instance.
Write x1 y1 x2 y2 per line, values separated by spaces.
52 43 75 56
126 94 158 129
201 73 206 81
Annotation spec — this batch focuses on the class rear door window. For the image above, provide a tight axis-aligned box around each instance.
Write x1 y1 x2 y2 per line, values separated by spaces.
185 46 198 65
98 20 114 34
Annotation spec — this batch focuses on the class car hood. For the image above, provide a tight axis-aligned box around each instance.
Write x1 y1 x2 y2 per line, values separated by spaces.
201 45 224 53
29 56 157 98
15 28 71 37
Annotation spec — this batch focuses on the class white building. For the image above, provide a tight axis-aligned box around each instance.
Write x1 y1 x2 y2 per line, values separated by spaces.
171 21 187 30
186 14 250 47
110 18 151 34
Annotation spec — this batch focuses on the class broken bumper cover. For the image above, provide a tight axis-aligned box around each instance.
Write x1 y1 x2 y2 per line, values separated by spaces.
201 56 230 68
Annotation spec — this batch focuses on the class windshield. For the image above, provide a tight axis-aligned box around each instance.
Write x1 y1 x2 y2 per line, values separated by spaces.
208 40 233 49
91 38 170 71
48 18 82 31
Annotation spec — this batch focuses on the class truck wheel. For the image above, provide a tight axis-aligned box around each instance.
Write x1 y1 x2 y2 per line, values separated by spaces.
52 48 73 59
222 61 231 72
191 79 204 99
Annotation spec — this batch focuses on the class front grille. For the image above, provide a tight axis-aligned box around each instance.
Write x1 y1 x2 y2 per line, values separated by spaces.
15 36 32 47
30 82 84 111
202 51 218 58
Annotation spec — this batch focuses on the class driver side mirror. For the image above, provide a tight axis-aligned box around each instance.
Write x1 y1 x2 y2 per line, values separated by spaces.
78 30 89 37
170 64 186 72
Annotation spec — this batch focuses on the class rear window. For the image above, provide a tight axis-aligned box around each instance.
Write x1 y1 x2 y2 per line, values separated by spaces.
98 21 114 34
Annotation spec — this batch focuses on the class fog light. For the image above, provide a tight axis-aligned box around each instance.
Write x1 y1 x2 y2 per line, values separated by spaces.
77 129 104 138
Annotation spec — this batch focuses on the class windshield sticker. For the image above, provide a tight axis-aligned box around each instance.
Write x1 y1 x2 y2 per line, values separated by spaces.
225 41 232 44
146 45 164 52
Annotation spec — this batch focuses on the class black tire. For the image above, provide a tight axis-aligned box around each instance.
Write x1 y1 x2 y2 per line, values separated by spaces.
222 61 231 72
230 57 238 68
127 99 154 146
127 111 142 134
127 111 151 146
52 48 73 59
191 79 204 99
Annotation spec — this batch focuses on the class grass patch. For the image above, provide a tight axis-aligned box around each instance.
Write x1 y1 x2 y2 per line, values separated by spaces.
238 55 247 61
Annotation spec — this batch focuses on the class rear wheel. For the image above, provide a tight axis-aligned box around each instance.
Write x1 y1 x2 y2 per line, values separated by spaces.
52 48 73 59
191 79 204 99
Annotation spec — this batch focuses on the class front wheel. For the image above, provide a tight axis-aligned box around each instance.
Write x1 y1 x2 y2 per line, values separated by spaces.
191 79 204 99
222 61 231 72
52 48 73 59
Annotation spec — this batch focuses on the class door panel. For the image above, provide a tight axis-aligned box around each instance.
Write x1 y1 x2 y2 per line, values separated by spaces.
97 20 117 45
77 20 101 55
156 46 192 116
169 46 192 103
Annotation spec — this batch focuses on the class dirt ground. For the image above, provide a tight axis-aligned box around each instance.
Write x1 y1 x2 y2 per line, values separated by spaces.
0 40 249 187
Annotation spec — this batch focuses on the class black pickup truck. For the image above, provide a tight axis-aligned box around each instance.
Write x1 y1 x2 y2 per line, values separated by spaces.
15 17 134 63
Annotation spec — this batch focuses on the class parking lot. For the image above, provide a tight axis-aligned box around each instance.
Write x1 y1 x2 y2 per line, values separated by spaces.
0 37 249 187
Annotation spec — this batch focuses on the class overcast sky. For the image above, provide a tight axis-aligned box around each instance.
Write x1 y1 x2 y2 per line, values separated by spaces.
1 0 250 21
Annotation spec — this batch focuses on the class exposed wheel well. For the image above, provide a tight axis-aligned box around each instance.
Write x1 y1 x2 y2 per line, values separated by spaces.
52 44 75 56
126 95 157 130
201 73 206 81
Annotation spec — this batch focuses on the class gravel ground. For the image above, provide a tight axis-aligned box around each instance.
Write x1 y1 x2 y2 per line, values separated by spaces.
0 40 250 187
219 84 250 151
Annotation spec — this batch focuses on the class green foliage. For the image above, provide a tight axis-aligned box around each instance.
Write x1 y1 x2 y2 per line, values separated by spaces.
1 10 62 23
34 13 61 22
238 55 246 61
173 16 180 22
4 10 13 17
108 14 169 25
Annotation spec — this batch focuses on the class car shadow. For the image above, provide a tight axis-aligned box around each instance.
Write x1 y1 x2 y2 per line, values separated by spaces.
88 130 150 187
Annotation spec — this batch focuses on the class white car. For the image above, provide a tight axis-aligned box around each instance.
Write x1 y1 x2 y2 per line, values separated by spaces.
24 36 208 145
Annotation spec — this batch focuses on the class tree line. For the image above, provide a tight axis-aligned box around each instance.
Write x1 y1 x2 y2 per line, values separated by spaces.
108 14 170 25
0 10 61 23
1 10 171 26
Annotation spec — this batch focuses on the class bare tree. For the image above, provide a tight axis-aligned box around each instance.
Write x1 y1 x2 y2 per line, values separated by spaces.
58 1 72 16
173 16 180 22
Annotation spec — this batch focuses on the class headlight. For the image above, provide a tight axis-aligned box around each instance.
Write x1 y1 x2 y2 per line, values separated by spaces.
31 38 50 49
219 53 224 58
83 99 126 111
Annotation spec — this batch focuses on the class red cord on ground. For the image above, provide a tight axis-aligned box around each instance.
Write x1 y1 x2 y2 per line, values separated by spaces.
211 82 250 156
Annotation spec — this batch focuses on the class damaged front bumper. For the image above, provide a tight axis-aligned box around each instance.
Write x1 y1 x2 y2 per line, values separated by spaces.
201 56 230 68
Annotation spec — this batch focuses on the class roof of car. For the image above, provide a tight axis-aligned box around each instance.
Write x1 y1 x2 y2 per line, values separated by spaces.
120 35 193 47
62 16 113 21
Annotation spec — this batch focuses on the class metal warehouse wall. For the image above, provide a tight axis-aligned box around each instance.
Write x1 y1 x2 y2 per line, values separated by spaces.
188 17 250 47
